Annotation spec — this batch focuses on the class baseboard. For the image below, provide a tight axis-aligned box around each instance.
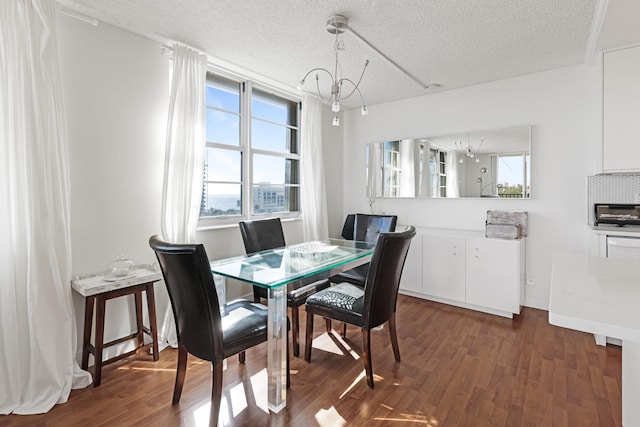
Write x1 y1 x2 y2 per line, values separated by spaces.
523 294 549 311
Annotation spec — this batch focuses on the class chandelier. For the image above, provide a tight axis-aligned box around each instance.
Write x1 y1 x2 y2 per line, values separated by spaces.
454 136 484 163
297 15 370 126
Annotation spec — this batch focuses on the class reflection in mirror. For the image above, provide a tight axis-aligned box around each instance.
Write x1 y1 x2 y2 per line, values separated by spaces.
366 126 531 199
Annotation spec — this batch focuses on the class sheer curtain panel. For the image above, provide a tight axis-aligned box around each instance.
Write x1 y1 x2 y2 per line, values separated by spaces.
300 95 329 241
159 43 207 347
0 0 91 415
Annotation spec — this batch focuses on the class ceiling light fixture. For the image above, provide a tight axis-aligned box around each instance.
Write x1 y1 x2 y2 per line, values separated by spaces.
455 136 484 163
297 15 370 126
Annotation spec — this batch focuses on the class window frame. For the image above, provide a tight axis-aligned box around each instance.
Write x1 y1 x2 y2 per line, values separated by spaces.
198 72 302 229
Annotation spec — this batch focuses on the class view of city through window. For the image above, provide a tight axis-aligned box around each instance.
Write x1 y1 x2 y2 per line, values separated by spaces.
200 76 299 218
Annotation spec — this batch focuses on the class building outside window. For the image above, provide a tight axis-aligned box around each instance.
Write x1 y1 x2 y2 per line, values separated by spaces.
497 153 529 198
200 74 300 226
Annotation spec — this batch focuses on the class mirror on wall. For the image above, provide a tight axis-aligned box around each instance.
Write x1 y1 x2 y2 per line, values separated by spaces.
366 126 531 199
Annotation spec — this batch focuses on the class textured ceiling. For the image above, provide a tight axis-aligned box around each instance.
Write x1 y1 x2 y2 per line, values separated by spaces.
57 0 635 109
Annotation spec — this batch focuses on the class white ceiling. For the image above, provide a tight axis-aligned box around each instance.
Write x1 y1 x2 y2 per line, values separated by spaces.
58 0 640 109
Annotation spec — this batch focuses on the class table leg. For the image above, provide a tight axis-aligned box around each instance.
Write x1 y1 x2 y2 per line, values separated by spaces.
146 284 159 361
622 340 640 426
267 286 287 413
134 291 144 350
81 296 94 370
94 296 106 387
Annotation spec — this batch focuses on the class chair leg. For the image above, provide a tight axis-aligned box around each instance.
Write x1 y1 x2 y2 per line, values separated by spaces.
389 313 401 362
342 322 347 338
362 329 374 388
304 312 314 362
209 363 223 427
172 344 188 404
325 318 331 333
291 306 300 357
239 351 245 364
286 325 291 389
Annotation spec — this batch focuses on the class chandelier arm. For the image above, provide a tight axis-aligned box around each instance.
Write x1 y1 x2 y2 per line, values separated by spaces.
300 67 335 86
315 76 329 103
337 77 365 101
339 59 369 100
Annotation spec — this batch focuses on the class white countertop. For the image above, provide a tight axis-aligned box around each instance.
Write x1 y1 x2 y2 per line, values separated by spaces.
72 265 162 297
549 254 640 342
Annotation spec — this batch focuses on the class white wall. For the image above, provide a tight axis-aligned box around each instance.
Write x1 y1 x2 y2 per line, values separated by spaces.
58 16 307 357
59 15 170 358
339 64 602 309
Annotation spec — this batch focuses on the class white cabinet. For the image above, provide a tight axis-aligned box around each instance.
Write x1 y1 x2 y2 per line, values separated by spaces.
399 228 525 318
603 45 640 173
399 233 423 293
422 234 465 301
466 237 522 314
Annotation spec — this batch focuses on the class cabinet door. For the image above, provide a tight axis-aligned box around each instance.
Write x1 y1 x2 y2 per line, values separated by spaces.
423 235 465 302
603 45 640 172
399 234 423 293
466 238 520 313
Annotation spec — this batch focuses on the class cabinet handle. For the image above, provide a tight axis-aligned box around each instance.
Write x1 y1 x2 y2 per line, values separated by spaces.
452 245 457 255
475 247 480 258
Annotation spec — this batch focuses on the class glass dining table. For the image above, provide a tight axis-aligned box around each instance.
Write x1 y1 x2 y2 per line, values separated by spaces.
209 238 375 413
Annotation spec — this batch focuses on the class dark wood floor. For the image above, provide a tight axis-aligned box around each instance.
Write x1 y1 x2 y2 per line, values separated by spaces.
0 295 622 426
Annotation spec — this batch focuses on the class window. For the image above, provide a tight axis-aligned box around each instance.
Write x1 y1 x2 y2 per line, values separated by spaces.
428 148 447 197
497 153 529 198
382 141 401 197
200 74 300 226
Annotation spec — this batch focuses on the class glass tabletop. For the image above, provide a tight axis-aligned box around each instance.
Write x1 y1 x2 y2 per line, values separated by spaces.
210 238 375 288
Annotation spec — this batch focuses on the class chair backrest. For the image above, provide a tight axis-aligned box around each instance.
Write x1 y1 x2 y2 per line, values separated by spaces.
149 235 223 362
239 218 286 254
340 214 356 240
354 214 398 242
362 226 416 329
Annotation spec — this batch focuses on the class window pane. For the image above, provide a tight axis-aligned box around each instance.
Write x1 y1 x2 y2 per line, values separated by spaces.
206 109 240 146
253 154 299 185
498 154 525 198
205 148 241 182
201 183 242 217
252 89 297 126
252 184 299 214
252 119 297 153
206 78 240 113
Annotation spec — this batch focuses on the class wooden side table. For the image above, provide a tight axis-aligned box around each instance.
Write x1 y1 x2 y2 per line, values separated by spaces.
72 266 162 386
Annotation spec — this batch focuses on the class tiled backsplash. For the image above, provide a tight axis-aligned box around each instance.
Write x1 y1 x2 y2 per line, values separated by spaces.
587 174 640 225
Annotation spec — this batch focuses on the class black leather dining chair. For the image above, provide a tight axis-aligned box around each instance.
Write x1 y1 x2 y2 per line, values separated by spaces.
331 213 398 287
304 226 416 388
149 235 289 427
238 218 330 357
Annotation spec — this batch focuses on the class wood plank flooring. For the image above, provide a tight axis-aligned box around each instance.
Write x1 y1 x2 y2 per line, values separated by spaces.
0 295 622 426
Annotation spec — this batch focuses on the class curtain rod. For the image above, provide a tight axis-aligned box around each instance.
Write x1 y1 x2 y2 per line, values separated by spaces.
59 6 99 26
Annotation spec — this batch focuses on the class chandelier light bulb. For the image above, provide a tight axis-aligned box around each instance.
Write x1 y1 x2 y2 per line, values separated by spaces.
296 80 305 91
332 115 340 126
332 100 340 112
361 106 369 116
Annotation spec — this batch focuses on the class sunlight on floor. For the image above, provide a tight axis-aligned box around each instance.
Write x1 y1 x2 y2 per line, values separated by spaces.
228 382 248 417
185 367 271 426
315 406 348 427
313 330 360 359
373 404 439 425
193 400 212 427
249 368 269 414
339 370 366 399
115 366 176 372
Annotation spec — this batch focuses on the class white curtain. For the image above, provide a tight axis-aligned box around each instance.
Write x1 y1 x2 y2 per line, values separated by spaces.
446 151 460 197
0 0 92 414
161 44 207 244
300 95 329 241
159 44 207 347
